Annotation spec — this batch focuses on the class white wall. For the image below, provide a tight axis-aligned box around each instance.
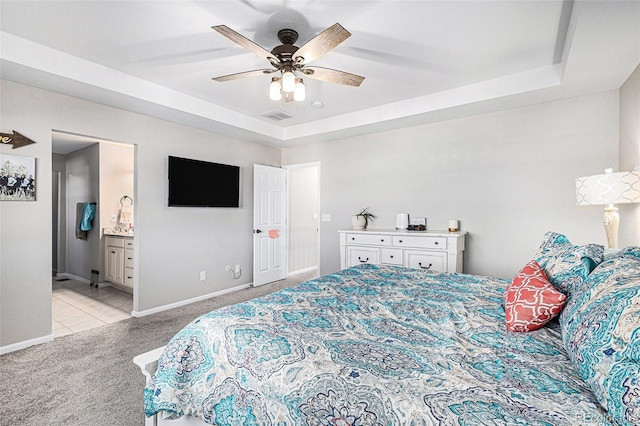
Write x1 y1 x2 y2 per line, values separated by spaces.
619 64 640 246
0 79 280 349
283 91 621 279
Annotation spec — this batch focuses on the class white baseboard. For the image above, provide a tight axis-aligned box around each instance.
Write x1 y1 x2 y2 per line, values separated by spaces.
289 266 318 276
56 272 91 284
56 272 110 288
131 282 253 317
0 334 54 355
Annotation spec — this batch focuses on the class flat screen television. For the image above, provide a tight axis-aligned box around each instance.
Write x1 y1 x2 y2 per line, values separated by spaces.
168 156 240 207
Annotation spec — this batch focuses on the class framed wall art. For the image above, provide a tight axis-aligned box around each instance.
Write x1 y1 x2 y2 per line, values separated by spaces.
0 153 36 201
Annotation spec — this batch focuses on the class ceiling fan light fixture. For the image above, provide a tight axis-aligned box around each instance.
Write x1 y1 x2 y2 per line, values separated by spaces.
282 69 296 93
294 78 305 101
269 77 282 101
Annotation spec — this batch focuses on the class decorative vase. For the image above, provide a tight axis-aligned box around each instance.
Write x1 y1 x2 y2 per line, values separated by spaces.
351 215 366 229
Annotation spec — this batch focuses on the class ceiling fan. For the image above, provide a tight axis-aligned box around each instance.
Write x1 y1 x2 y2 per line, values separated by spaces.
211 23 365 101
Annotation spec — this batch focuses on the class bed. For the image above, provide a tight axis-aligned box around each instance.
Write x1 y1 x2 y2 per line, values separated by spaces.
136 232 640 426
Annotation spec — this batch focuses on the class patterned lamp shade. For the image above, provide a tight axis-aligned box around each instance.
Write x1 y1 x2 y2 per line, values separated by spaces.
576 170 640 206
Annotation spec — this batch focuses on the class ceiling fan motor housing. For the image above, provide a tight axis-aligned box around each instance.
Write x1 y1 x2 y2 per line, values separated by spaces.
272 29 300 64
277 29 299 45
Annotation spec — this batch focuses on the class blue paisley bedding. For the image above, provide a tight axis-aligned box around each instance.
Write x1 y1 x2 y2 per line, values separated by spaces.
144 264 610 425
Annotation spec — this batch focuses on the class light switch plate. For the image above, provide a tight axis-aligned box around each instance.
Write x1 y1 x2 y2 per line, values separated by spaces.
321 214 331 222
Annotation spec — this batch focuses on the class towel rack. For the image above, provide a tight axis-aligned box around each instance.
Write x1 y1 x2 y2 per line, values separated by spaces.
120 195 133 206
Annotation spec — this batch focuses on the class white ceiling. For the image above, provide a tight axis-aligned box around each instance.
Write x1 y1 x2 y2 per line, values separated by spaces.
1 0 639 152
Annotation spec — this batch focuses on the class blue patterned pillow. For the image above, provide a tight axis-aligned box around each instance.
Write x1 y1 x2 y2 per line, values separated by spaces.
534 231 604 294
560 255 640 426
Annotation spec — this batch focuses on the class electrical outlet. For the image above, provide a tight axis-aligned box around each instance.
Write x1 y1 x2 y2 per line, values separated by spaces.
199 270 206 281
225 265 231 272
234 264 241 273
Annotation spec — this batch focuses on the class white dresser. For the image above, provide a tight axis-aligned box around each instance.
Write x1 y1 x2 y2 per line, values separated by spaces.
338 228 466 273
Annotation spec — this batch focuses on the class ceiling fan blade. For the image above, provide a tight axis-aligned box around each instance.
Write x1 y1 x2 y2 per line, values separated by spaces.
302 66 365 87
212 69 277 82
293 23 351 65
212 25 279 65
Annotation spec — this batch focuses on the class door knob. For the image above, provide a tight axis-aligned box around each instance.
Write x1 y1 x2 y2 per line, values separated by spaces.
254 229 262 233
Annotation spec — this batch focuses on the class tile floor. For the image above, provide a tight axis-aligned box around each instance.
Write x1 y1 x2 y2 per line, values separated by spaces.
52 278 133 337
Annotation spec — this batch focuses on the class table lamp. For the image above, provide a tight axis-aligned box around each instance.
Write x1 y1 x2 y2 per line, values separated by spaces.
576 168 640 248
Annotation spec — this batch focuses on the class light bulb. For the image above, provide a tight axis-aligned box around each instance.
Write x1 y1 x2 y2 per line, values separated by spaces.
282 70 295 93
269 77 282 101
294 78 305 101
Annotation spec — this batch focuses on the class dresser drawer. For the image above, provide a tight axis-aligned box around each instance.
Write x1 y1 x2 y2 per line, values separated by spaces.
124 238 134 249
381 248 403 265
347 246 380 267
404 250 446 272
346 233 390 246
392 235 447 250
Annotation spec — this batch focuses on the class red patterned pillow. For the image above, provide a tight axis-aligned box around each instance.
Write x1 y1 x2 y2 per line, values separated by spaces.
504 260 567 332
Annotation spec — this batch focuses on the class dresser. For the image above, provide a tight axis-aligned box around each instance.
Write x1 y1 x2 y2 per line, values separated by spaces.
338 229 466 273
104 234 134 292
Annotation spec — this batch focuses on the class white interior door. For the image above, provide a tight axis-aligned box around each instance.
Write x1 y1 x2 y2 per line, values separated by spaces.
253 164 287 286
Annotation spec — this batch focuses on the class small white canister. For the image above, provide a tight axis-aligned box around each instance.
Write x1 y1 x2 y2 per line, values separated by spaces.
395 213 409 229
448 220 459 232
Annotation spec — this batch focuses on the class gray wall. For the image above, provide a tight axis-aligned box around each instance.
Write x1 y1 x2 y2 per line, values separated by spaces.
0 79 280 349
283 91 622 279
287 165 318 273
65 144 100 280
619 64 640 246
52 153 67 274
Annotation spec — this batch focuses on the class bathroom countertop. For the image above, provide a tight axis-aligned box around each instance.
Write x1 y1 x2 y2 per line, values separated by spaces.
103 228 134 237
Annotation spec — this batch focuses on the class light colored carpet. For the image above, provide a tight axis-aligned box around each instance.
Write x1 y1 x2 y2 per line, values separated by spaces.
0 270 317 426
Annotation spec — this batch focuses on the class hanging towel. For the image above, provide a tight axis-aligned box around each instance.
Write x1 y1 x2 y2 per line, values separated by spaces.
268 229 280 238
80 202 96 232
75 203 87 240
119 205 133 223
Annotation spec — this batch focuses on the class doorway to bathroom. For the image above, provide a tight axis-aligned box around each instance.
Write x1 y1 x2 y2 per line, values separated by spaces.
51 130 135 337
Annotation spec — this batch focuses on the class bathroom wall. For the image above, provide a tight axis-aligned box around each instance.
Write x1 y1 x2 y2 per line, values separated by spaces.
98 142 134 282
65 144 100 281
52 153 67 275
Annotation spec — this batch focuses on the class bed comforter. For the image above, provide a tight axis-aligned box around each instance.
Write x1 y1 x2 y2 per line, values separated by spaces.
144 264 610 425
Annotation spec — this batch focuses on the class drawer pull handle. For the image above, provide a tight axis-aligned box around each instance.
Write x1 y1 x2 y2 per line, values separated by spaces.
399 239 403 243
127 257 133 260
111 250 116 254
358 257 369 263
351 237 355 240
419 262 433 270
380 239 384 242
390 255 394 258
434 241 439 245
